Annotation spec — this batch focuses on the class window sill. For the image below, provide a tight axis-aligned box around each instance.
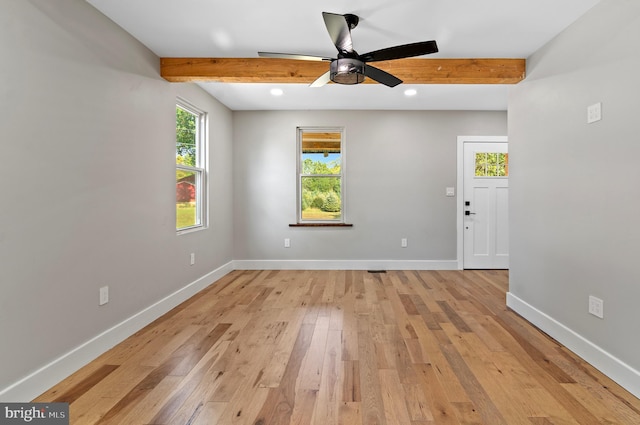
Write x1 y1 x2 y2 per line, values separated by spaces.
289 223 353 227
177 225 207 235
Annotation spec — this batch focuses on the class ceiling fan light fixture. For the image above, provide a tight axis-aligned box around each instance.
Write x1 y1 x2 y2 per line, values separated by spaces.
330 58 365 85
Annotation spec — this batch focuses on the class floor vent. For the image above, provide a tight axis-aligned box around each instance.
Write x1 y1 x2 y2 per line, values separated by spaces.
367 270 387 273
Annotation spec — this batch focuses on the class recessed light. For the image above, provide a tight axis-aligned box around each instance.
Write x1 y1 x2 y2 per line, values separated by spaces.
270 88 284 96
404 89 417 97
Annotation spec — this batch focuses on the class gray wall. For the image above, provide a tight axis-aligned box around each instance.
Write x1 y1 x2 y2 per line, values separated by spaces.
509 0 640 373
0 0 233 393
233 111 506 264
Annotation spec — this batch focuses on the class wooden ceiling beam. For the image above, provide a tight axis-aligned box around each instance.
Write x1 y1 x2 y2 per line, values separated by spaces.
302 141 341 151
160 58 525 85
302 132 342 141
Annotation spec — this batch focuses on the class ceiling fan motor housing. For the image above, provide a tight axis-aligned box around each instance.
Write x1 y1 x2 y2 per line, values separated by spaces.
330 58 365 85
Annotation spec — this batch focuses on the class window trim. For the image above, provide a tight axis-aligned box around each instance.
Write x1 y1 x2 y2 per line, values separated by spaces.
296 126 346 224
176 98 208 234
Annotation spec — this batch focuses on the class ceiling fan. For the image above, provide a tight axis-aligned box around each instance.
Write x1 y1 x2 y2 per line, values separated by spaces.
258 12 438 88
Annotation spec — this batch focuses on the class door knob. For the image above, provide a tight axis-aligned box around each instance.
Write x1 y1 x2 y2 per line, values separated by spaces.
465 211 476 215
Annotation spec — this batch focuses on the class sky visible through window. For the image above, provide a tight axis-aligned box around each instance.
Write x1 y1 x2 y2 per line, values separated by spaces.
302 153 340 165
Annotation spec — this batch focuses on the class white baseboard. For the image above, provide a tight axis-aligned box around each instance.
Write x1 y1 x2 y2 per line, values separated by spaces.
0 261 234 402
506 292 640 399
233 259 459 270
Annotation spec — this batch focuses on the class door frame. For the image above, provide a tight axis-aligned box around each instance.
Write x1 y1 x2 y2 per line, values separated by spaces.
456 135 508 269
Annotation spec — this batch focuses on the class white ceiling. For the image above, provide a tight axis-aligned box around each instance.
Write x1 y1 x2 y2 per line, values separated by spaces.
86 0 600 111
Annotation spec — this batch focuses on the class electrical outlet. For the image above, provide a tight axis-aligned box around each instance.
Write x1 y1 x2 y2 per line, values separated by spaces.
587 102 602 123
588 295 604 319
99 286 109 306
190 253 195 265
401 238 408 248
284 238 291 248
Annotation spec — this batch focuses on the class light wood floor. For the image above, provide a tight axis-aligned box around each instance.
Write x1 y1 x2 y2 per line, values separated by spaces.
36 270 640 424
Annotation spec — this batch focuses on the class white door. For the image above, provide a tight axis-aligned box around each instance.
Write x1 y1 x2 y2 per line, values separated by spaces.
463 141 509 269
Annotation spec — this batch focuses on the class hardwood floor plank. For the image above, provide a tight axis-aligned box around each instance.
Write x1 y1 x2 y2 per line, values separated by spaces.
398 293 420 315
169 323 232 376
111 375 184 425
414 362 462 425
403 382 435 422
450 401 484 425
462 313 506 353
289 388 319 425
34 270 640 425
408 270 433 290
340 296 359 361
245 286 275 313
157 353 231 424
321 270 337 304
552 347 640 421
217 386 270 425
523 388 582 425
342 360 361 403
147 340 230 424
408 317 471 403
487 317 603 424
389 325 420 385
138 325 202 368
329 305 344 331
436 300 473 333
208 320 281 402
439 342 509 425
190 401 227 425
449 331 544 424
311 329 342 424
494 314 578 385
528 417 556 425
379 369 413 425
298 317 330 390
257 308 307 388
486 351 540 390
411 294 442 331
40 364 119 404
251 387 283 424
253 322 316 423
358 314 388 425
94 357 185 424
338 401 362 424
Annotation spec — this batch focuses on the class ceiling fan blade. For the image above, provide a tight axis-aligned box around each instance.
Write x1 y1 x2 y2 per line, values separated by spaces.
360 40 438 62
322 12 354 54
258 52 332 61
363 65 402 87
310 70 331 87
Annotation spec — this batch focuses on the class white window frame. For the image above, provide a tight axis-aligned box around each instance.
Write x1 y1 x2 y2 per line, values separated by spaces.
297 126 346 224
176 98 208 234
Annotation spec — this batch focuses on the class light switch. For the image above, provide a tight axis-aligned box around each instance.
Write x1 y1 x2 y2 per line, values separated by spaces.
99 286 109 306
446 187 455 197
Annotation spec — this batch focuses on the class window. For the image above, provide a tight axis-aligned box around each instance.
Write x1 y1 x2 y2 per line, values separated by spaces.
297 127 344 223
176 100 207 232
475 152 508 177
